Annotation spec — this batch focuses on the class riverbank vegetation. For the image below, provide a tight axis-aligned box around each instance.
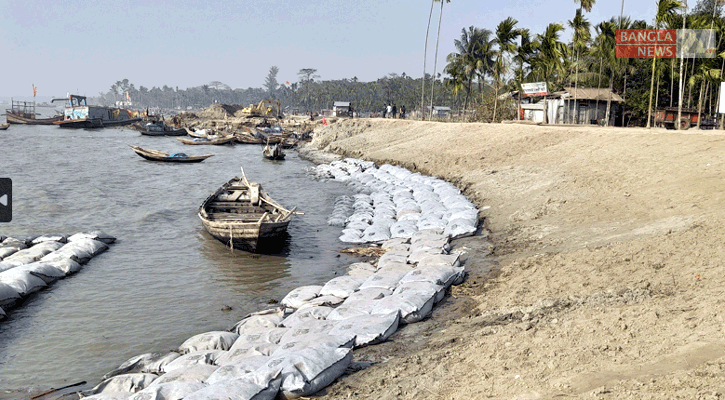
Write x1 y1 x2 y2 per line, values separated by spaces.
94 0 724 126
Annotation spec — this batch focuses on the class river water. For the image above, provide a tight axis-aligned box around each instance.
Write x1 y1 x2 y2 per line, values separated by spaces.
0 121 360 393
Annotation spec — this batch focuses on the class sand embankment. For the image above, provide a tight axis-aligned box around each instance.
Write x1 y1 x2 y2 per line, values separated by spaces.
305 118 725 399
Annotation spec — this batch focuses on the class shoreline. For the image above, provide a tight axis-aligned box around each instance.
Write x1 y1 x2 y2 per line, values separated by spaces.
304 118 725 399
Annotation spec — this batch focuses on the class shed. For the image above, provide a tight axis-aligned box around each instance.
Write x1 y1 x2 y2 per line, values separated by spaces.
333 101 352 117
556 87 624 125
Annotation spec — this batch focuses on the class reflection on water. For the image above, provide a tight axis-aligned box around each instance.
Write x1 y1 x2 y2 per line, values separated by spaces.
0 124 358 393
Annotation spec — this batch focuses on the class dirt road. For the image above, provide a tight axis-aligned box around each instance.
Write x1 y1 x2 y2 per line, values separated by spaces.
305 119 725 399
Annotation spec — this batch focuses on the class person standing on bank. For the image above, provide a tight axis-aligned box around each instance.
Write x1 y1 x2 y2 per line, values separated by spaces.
392 104 398 119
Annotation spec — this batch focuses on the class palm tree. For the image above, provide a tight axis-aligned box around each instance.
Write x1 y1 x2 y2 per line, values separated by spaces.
492 17 519 122
429 0 451 120
568 9 591 124
530 23 570 123
574 0 596 12
647 0 683 128
421 0 436 116
445 26 493 114
513 28 533 119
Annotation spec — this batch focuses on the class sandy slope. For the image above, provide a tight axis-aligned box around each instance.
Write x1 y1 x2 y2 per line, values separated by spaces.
304 118 725 399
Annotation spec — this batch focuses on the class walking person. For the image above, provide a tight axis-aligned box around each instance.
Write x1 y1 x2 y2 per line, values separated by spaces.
392 104 398 119
400 105 406 119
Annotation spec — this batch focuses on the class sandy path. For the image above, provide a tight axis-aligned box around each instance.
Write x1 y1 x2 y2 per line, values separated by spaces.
303 119 725 399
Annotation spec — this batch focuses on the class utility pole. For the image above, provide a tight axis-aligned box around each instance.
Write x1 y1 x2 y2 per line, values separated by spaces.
677 0 687 130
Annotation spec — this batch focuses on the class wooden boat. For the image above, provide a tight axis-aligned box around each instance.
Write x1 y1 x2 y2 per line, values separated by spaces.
53 94 142 128
177 135 236 145
0 123 9 130
6 99 62 125
263 142 285 160
235 132 265 144
135 122 187 136
198 167 297 251
129 145 214 163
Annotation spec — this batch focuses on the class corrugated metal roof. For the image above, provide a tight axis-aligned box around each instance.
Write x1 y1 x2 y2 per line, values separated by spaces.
562 87 624 102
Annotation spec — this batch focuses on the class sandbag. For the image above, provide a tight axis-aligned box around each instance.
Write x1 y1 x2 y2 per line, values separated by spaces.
296 294 344 308
280 306 333 328
103 352 181 380
80 393 133 400
187 372 281 400
231 308 285 335
329 311 400 348
178 331 239 354
68 231 116 244
371 290 436 324
358 269 409 292
346 262 377 278
236 327 289 346
0 269 47 297
319 275 366 299
417 253 461 268
394 281 446 303
82 373 158 396
147 364 217 387
39 254 82 275
216 343 277 366
280 285 322 309
31 235 67 244
5 241 64 262
0 282 21 308
208 355 271 380
399 265 465 289
278 319 338 344
161 350 225 374
444 217 478 239
128 382 207 400
13 262 65 284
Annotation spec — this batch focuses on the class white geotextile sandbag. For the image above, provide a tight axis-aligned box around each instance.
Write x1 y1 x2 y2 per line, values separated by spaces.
31 235 67 244
339 230 365 244
0 262 19 273
344 220 370 231
82 373 158 396
103 352 181 380
390 220 419 239
325 302 376 321
53 243 94 264
178 331 239 354
68 231 116 244
273 332 355 357
407 248 446 265
410 236 450 251
13 262 65 284
1 254 35 265
444 218 478 239
187 372 281 400
360 226 391 243
346 212 373 224
0 269 47 297
377 251 409 266
5 241 63 262
162 350 225 374
448 208 479 225
143 353 182 375
281 286 323 309
38 254 82 275
399 266 464 289
232 308 285 335
206 355 271 382
394 281 446 303
128 382 207 400
0 282 20 308
319 275 366 299
216 343 277 366
296 295 344 309
278 319 337 344
81 393 132 400
148 364 217 387
0 306 5 320
68 238 109 258
346 262 377 278
0 241 26 260
280 306 333 328
329 311 400 348
418 215 447 231
255 345 353 400
358 269 409 291
418 253 461 268
326 215 347 227
236 327 289 346
371 290 436 324
381 237 410 250
411 228 447 243
345 287 392 302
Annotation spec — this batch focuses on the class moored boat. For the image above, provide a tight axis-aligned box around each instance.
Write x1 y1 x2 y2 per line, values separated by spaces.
129 145 214 163
0 123 9 130
135 122 187 136
198 167 297 251
5 99 62 125
53 95 142 128
263 142 285 160
177 135 236 145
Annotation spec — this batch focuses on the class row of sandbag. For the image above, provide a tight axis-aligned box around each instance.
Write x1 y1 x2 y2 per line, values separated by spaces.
0 232 115 321
311 158 479 244
81 228 463 400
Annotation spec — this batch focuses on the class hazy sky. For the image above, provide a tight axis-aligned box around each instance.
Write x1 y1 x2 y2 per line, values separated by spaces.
1 0 663 98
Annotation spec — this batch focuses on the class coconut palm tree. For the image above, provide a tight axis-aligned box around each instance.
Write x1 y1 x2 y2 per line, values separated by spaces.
568 9 591 124
531 23 570 89
574 0 596 12
492 17 520 122
445 26 493 114
592 19 618 126
647 0 684 128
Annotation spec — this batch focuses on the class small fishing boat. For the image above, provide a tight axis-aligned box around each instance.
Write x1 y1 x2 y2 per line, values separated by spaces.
6 99 62 125
177 135 236 145
129 145 214 163
135 122 187 136
53 95 142 128
198 167 298 251
0 123 9 130
263 142 285 160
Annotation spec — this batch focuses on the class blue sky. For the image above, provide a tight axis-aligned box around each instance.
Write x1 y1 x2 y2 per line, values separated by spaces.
1 0 663 98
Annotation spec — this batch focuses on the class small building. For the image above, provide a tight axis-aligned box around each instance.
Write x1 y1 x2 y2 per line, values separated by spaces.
555 87 624 125
427 106 452 118
333 101 352 117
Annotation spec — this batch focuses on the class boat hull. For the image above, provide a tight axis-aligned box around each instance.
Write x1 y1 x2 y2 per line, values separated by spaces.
6 113 62 125
54 117 142 128
200 217 290 251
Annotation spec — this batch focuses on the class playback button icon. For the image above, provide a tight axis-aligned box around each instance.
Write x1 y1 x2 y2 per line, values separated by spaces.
0 178 11 222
